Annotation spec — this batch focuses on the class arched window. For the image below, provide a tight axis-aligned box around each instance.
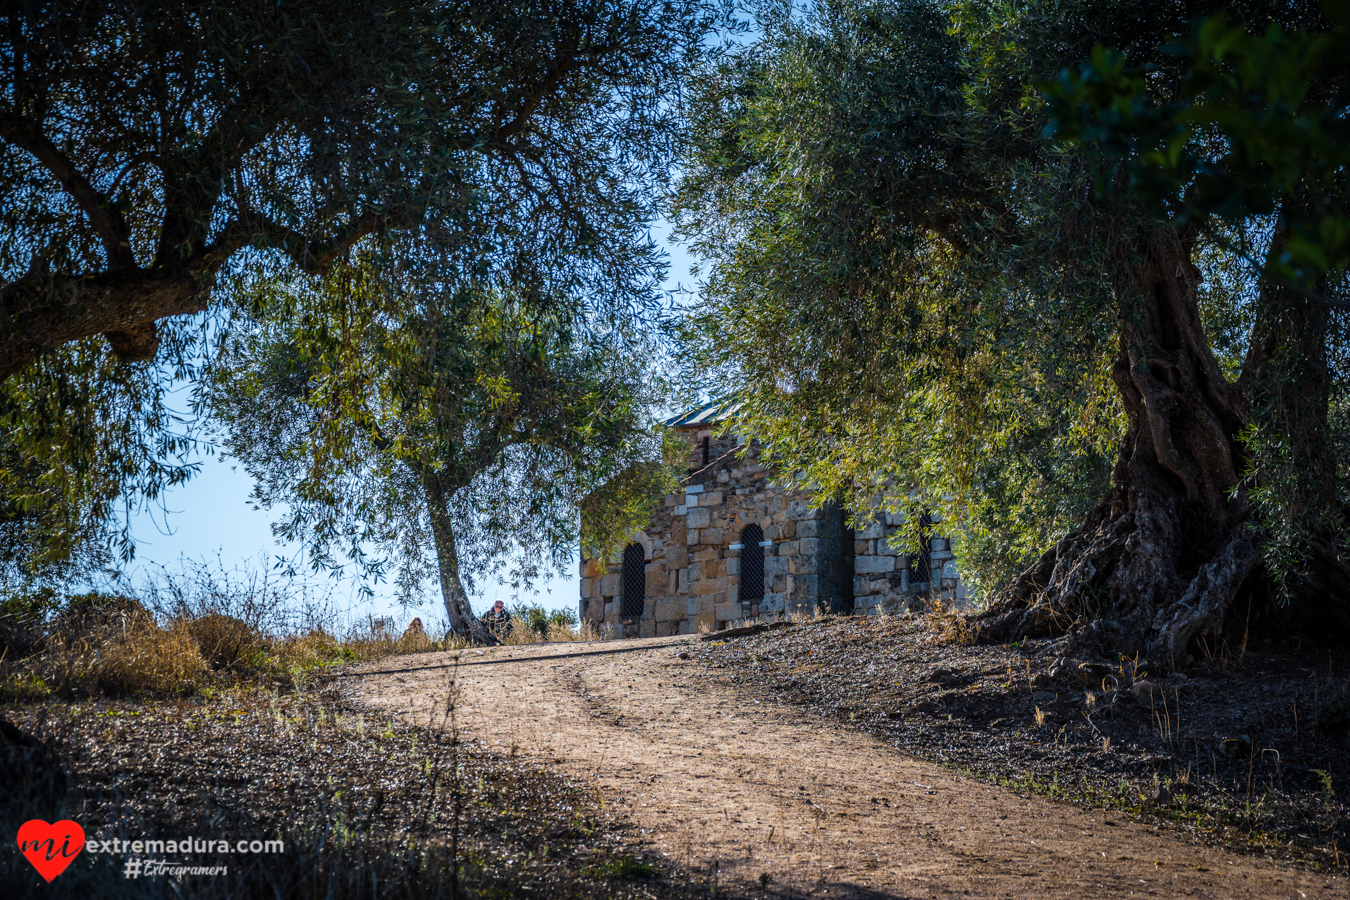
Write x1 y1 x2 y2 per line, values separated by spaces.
620 542 646 618
738 524 765 604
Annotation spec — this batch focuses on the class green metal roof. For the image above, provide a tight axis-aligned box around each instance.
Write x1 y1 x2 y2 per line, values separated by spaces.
663 398 742 428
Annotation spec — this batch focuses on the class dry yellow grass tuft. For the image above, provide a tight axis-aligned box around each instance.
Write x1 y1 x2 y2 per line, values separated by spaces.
95 621 208 695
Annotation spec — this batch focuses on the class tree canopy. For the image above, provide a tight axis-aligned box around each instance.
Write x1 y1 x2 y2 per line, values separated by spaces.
675 0 1350 662
207 261 680 639
0 0 720 574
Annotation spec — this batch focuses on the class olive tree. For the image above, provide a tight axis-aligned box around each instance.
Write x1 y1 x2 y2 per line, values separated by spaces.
674 0 1350 663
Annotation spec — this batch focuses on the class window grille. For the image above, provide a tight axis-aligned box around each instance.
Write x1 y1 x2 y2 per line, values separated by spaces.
911 512 934 583
621 542 646 618
739 524 764 604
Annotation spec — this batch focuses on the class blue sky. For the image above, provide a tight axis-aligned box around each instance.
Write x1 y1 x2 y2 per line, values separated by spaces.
110 225 700 630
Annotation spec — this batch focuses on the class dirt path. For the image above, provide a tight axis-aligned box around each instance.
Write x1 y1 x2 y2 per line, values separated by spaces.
350 637 1346 899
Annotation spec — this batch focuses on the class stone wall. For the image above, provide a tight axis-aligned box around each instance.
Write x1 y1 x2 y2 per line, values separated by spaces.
850 512 965 616
580 418 967 637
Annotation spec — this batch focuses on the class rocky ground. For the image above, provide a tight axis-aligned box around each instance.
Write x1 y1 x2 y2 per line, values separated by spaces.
690 614 1350 873
4 683 695 898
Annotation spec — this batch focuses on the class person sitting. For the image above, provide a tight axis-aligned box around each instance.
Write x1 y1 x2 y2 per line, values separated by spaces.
401 617 424 641
481 600 512 636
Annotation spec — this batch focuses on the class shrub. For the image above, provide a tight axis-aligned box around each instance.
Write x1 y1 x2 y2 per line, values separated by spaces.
0 588 60 658
186 613 262 670
51 592 152 645
94 621 207 696
512 602 579 639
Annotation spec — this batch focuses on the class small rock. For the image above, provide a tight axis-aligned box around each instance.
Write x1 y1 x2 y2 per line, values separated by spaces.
926 667 955 683
677 652 690 660
1077 661 1114 687
1030 672 1053 689
1131 679 1160 709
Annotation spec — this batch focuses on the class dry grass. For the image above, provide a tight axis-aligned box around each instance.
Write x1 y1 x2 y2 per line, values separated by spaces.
94 620 209 695
498 617 596 646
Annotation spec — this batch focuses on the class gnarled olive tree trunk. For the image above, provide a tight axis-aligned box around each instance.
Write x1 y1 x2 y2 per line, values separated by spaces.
421 469 499 646
978 227 1264 665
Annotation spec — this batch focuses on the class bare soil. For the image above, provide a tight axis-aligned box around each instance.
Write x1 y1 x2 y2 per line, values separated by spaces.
4 685 691 898
352 628 1350 899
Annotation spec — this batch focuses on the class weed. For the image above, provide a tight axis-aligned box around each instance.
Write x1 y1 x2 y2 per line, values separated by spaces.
585 854 659 880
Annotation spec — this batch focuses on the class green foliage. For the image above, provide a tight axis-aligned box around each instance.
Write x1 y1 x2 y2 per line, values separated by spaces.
580 427 686 567
206 258 677 606
675 0 1350 602
511 602 579 638
674 0 1139 597
1043 4 1350 289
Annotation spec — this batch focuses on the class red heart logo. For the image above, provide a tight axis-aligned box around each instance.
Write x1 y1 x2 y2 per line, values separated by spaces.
17 819 85 882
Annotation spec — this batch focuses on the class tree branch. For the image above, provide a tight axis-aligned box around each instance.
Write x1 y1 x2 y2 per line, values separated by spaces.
206 208 393 274
0 268 206 379
0 106 137 269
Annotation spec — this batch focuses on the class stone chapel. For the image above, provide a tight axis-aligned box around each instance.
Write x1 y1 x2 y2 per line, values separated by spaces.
579 401 968 639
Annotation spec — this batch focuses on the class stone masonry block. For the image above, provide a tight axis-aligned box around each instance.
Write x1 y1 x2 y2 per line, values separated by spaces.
599 573 622 595
853 576 872 595
778 540 799 556
764 556 789 576
798 537 820 556
686 507 712 529
786 499 821 520
760 593 785 614
792 574 819 599
796 519 823 538
654 597 681 622
854 555 895 574
639 618 656 638
714 602 741 623
703 528 723 544
686 596 704 618
692 579 719 597
857 518 885 540
789 556 818 575
702 560 719 580
725 557 740 576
